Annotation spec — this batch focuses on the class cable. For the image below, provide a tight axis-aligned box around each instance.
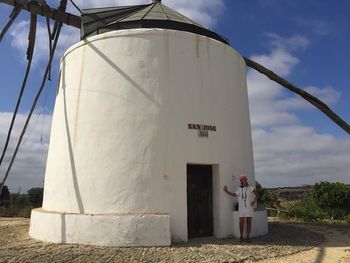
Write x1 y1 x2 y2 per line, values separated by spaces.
69 0 81 13
0 13 37 171
0 22 63 194
40 82 50 143
20 109 42 147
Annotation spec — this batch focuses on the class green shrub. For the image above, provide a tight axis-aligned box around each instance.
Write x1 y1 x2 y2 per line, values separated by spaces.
0 187 44 218
10 193 30 208
256 181 279 208
280 195 327 222
332 208 348 220
0 206 31 218
27 187 43 208
344 214 350 224
312 181 350 219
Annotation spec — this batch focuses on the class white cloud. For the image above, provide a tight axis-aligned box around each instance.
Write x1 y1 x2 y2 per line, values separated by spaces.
0 112 52 193
250 104 299 127
248 34 350 187
9 19 79 66
275 86 341 111
247 46 302 128
295 17 332 36
9 20 28 51
251 49 299 78
253 126 350 187
247 33 342 128
263 33 310 51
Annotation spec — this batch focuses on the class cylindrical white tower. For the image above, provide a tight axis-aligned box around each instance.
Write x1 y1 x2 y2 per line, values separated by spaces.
29 1 263 246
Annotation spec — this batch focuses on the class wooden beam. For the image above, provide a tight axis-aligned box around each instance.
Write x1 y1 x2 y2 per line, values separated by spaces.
0 0 81 28
244 56 350 135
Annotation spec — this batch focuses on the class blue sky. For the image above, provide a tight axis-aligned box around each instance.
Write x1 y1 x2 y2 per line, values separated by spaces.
0 0 349 192
220 1 350 135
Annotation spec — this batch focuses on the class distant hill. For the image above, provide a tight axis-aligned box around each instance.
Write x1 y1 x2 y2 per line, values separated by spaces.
267 185 313 201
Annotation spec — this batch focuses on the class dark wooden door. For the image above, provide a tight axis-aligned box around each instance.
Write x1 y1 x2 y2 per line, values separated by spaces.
187 164 213 238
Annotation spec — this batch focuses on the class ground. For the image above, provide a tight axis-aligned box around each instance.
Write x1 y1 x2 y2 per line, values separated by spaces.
0 218 349 262
256 222 350 263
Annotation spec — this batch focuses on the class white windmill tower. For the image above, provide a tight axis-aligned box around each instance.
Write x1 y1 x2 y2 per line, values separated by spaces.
28 0 267 246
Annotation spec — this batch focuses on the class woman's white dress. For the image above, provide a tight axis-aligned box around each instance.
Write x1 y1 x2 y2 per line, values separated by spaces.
235 186 255 217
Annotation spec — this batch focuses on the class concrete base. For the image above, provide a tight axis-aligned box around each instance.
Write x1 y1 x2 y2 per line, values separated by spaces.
233 209 268 238
29 208 171 247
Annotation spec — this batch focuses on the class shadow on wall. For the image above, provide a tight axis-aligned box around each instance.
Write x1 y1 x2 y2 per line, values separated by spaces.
61 59 85 214
60 213 66 243
84 40 161 108
57 37 163 216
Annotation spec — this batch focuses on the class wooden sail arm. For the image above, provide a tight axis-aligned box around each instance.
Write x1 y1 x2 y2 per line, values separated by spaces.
0 0 81 28
244 56 350 135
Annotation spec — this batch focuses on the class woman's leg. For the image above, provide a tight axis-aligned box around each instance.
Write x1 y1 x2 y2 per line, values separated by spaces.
246 217 252 241
239 217 245 241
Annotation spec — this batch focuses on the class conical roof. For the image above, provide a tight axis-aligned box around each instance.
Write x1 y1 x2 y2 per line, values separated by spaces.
81 0 229 45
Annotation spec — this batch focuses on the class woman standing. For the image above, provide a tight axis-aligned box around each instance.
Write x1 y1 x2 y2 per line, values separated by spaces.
223 174 258 242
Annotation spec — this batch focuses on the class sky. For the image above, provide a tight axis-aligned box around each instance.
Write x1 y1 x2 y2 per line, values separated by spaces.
0 0 349 193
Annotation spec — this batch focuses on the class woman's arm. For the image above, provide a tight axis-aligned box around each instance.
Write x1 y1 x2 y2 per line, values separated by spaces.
223 185 237 197
251 188 259 206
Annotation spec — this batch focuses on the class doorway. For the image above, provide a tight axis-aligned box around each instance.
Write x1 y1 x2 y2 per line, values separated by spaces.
187 164 213 238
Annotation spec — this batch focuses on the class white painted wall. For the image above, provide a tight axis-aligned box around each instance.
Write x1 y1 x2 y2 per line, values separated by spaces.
31 28 257 245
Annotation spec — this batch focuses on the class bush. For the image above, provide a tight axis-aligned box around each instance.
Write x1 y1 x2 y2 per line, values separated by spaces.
332 208 348 220
0 206 32 218
0 185 10 208
11 194 30 208
256 181 279 208
280 195 328 222
0 187 44 218
312 181 350 219
344 214 350 224
27 187 43 208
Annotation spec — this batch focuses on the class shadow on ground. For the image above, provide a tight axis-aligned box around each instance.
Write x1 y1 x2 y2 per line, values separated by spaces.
2 219 348 263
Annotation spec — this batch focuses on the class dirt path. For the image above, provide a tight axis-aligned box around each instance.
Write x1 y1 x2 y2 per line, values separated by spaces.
256 223 350 263
0 218 348 262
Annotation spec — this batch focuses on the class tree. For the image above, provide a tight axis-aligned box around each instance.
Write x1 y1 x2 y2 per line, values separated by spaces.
27 187 43 208
0 184 10 208
11 193 30 208
312 181 350 219
255 181 279 208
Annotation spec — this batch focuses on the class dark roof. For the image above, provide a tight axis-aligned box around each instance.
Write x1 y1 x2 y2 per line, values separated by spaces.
81 1 229 45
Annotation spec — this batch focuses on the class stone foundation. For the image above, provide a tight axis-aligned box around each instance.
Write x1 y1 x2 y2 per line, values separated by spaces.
29 208 171 246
